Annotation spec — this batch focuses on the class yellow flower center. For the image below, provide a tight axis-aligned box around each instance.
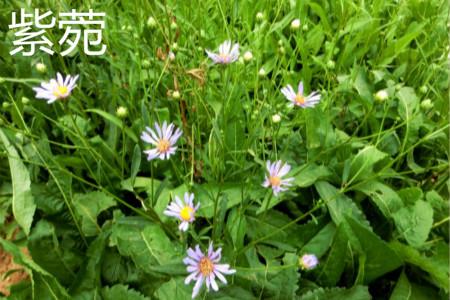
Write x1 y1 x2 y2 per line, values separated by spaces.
219 53 230 62
295 93 305 105
180 206 194 221
199 257 214 276
269 176 281 187
157 139 170 153
53 86 68 98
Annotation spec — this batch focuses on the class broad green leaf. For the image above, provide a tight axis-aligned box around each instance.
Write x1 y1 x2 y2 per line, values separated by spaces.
315 181 370 228
301 222 336 257
345 216 402 283
102 284 149 300
317 223 349 286
28 220 82 285
389 241 449 292
389 272 412 300
73 191 116 236
353 181 403 218
111 221 181 274
392 200 433 248
71 232 109 295
0 129 36 236
226 208 247 249
347 146 387 184
154 278 191 300
300 285 371 300
293 164 332 187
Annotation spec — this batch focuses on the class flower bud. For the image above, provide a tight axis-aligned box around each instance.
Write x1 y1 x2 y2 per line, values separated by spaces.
116 106 128 118
291 19 301 30
170 22 178 30
243 51 253 62
420 99 433 110
2 102 10 109
256 12 264 22
272 114 281 123
21 97 30 105
326 60 335 69
258 68 266 77
172 90 181 99
36 62 47 73
419 85 428 94
171 43 178 52
168 51 175 61
278 46 285 54
147 16 157 28
302 24 309 31
375 89 388 102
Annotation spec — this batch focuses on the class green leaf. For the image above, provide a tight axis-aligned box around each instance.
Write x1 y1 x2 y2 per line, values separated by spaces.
0 238 71 299
293 164 332 187
389 272 412 300
0 129 36 235
353 181 403 218
102 284 150 300
111 221 181 274
347 146 387 184
28 220 82 285
71 232 109 295
317 223 349 286
345 216 403 283
389 241 449 292
392 200 433 247
301 222 336 257
300 285 371 300
154 278 191 300
73 191 116 236
315 181 370 228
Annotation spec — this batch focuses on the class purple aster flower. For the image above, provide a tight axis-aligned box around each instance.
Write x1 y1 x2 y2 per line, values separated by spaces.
163 192 200 231
184 243 236 298
281 81 321 108
299 254 319 270
141 121 182 160
32 72 79 104
205 40 239 64
262 160 294 196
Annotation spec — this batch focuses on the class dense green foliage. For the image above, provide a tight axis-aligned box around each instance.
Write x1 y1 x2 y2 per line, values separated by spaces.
0 0 449 299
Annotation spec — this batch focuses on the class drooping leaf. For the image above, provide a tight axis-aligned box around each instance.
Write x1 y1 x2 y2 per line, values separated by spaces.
0 129 36 235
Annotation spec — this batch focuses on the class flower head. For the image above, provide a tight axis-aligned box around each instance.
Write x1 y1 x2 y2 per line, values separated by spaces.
184 243 236 298
262 160 294 196
206 40 239 64
32 72 79 104
375 89 388 102
299 254 319 270
281 81 321 108
141 121 182 160
164 192 199 231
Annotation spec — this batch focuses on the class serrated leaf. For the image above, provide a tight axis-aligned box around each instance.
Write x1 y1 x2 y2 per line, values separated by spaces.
315 181 370 228
300 285 371 300
102 284 150 300
392 200 433 248
154 278 191 300
73 191 116 236
0 129 36 236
